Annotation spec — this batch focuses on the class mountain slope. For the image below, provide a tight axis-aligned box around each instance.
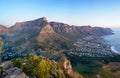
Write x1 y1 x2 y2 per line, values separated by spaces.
0 24 7 35
37 23 74 51
0 17 74 53
37 23 55 42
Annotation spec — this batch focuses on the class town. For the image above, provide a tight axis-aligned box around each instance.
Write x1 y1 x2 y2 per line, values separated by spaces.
65 36 118 57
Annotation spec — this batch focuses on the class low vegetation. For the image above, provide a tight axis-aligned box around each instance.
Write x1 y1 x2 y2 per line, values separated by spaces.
65 53 120 78
12 54 82 78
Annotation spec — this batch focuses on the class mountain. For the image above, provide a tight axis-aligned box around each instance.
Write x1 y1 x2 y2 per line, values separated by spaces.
7 17 48 41
0 17 75 57
10 17 47 33
0 17 113 42
7 17 66 42
0 17 114 60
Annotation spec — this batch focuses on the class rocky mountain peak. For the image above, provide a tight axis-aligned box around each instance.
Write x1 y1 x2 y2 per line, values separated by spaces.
34 17 48 24
41 17 48 22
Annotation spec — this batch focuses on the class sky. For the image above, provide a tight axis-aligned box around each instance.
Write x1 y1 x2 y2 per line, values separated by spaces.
0 0 120 28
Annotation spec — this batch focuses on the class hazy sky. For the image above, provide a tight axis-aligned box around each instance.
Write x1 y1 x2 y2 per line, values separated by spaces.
0 0 120 27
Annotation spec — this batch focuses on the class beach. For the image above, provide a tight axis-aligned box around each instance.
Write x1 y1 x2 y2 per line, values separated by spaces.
111 46 120 54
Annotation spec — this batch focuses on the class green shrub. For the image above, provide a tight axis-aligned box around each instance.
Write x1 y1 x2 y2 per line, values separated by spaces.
12 58 23 68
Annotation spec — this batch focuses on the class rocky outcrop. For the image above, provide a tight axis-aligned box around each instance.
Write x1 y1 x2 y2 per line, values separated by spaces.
1 61 13 70
1 61 28 78
4 67 28 78
59 57 83 78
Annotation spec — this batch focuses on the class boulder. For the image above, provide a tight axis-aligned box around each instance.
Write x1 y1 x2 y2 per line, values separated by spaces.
4 67 29 78
1 61 13 70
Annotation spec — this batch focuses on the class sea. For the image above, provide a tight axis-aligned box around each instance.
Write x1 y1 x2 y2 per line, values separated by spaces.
103 28 120 53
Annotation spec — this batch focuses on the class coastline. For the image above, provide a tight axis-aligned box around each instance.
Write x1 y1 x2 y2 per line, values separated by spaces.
111 46 120 54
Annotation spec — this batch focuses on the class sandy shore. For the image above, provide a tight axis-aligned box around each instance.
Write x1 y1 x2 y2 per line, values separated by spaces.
111 46 120 54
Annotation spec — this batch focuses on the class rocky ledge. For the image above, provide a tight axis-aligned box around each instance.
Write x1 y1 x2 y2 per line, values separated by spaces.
0 61 28 78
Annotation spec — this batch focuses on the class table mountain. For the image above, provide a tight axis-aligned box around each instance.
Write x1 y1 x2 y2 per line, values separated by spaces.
0 17 113 54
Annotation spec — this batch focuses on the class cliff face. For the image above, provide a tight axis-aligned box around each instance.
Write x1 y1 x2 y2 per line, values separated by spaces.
59 57 83 78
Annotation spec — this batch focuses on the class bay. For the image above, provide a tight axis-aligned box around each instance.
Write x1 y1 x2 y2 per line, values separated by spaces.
103 28 120 53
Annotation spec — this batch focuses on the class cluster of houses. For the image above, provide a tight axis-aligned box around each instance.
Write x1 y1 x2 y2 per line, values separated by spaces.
67 36 117 57
67 47 116 57
0 35 118 61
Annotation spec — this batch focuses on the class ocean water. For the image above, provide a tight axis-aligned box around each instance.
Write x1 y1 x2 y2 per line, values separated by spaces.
103 28 120 53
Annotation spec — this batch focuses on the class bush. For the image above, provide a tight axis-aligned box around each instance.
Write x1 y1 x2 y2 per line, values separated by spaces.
12 54 65 78
12 58 23 68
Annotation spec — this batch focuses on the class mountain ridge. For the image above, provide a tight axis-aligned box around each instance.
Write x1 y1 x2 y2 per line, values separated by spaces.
0 17 113 55
0 17 113 37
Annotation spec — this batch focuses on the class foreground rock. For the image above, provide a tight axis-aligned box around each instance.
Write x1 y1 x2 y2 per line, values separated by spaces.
1 61 28 78
60 57 83 78
1 61 13 70
4 67 28 78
